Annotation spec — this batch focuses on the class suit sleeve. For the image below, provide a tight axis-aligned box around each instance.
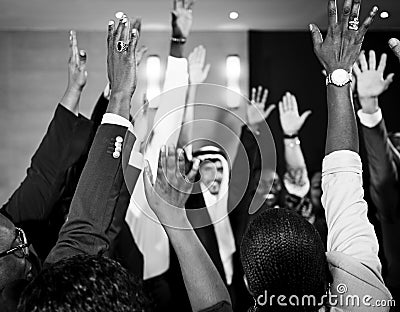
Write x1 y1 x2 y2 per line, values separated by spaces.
1 104 93 223
362 119 400 221
45 124 138 265
228 126 261 246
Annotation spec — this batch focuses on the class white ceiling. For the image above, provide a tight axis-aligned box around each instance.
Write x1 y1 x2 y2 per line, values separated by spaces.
0 0 399 31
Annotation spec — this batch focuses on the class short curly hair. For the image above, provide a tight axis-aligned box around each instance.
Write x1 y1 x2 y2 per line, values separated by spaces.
241 208 328 312
18 254 150 312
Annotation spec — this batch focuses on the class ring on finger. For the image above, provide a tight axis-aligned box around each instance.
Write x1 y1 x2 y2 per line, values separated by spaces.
116 40 129 53
348 17 360 31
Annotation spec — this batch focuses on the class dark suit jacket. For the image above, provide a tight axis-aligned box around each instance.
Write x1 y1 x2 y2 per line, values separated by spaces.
362 119 400 302
45 122 139 265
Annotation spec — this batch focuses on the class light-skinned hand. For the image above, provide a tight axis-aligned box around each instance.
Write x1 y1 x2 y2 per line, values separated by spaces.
279 92 311 136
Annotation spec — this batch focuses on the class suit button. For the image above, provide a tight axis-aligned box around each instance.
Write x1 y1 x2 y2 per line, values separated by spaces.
116 136 123 143
115 146 122 153
115 142 122 148
113 151 120 159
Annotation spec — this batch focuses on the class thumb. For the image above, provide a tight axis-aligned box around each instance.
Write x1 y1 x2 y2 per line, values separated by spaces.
384 73 395 89
264 104 276 119
299 110 312 125
202 63 211 80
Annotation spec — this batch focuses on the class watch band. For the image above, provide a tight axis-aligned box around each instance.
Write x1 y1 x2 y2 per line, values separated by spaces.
171 37 187 44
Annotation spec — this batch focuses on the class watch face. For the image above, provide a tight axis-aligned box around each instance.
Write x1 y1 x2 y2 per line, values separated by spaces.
331 69 349 86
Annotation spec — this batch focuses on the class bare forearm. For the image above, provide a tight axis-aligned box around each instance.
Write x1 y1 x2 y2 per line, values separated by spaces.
326 84 359 155
284 138 307 170
60 86 82 116
178 85 197 147
164 214 231 311
106 92 131 120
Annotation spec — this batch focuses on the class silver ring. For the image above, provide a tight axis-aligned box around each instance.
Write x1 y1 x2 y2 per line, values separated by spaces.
348 18 360 31
116 40 129 53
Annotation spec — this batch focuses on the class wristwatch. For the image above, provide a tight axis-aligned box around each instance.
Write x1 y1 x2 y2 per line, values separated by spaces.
326 69 352 87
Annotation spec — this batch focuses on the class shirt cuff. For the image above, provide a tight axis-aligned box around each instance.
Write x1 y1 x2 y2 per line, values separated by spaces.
322 150 362 177
101 113 134 133
357 108 382 128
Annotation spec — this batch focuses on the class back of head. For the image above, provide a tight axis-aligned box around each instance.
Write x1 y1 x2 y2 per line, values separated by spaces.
240 208 327 311
18 254 150 312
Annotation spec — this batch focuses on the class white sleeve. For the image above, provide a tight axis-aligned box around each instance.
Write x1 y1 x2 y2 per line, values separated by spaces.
322 150 382 274
357 109 382 128
101 113 134 133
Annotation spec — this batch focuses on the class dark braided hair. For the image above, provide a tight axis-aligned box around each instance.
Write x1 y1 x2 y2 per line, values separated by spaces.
241 208 328 312
17 254 151 312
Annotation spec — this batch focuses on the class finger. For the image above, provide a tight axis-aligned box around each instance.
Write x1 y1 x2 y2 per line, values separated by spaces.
290 94 298 112
282 94 289 112
167 145 177 181
251 87 256 103
261 88 268 106
187 0 195 10
389 38 400 61
256 86 262 103
199 45 206 67
369 50 376 70
300 110 312 125
384 73 395 89
129 18 141 53
107 20 115 50
309 24 323 49
348 0 361 29
177 148 186 179
176 0 183 9
377 53 387 73
78 50 87 69
136 45 148 66
278 101 284 114
186 158 200 182
115 13 126 42
359 50 368 71
70 30 79 64
173 0 177 10
121 17 130 43
352 62 362 77
158 145 167 181
68 30 74 62
327 0 338 28
357 6 379 40
286 93 293 111
264 104 276 119
144 160 155 188
341 0 353 29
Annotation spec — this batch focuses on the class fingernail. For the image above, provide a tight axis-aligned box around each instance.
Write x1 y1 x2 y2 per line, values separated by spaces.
389 38 398 48
372 6 379 13
115 11 124 19
108 20 114 26
309 24 313 31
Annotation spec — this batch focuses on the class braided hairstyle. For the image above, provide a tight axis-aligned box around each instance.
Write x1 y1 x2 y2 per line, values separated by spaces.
241 208 328 312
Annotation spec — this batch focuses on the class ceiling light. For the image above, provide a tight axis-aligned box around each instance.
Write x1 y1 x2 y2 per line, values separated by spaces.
380 11 389 19
229 11 239 20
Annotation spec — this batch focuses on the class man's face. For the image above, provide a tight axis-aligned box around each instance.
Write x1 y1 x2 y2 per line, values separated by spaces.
0 215 31 290
256 169 282 207
199 160 223 195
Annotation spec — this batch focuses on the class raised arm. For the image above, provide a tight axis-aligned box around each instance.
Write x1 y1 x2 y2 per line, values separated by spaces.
178 45 211 151
278 92 311 198
1 31 93 224
310 0 382 272
353 50 398 220
45 16 141 264
143 146 232 312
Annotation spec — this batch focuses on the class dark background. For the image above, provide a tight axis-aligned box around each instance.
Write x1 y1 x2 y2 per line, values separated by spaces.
249 30 400 176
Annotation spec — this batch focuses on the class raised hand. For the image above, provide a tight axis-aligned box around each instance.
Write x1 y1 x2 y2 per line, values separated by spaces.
172 0 194 39
353 50 394 100
188 45 211 84
67 30 87 91
389 38 400 62
60 30 87 115
310 0 378 73
246 86 276 127
107 14 141 103
143 146 199 223
279 92 312 136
